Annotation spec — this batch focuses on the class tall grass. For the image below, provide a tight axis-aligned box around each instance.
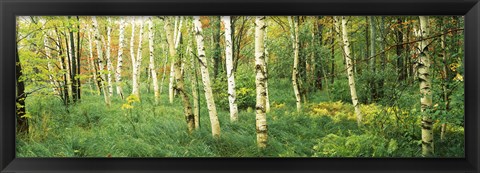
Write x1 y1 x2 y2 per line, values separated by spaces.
17 79 464 157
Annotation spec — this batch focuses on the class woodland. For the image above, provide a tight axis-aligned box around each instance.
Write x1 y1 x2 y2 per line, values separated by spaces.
15 16 464 157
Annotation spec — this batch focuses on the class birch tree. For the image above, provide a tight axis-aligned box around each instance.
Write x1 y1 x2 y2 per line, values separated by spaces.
221 16 239 122
264 21 270 113
334 16 362 126
193 16 221 138
288 16 301 112
129 17 136 97
106 17 114 96
115 16 125 99
87 26 101 95
165 17 182 103
189 33 201 129
173 19 195 133
255 16 268 148
92 16 111 106
417 16 434 157
132 17 145 98
148 17 160 103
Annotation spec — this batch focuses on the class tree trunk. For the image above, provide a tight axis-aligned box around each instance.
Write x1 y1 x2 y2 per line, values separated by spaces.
64 31 73 103
92 16 111 107
132 17 145 99
116 16 125 99
264 21 271 113
417 16 434 157
174 40 195 133
68 16 78 102
368 16 377 102
213 16 222 79
378 16 386 99
76 16 82 100
16 34 28 134
43 29 58 94
87 26 101 95
289 16 302 112
330 25 335 85
188 31 201 129
193 16 221 138
106 17 114 97
159 42 169 98
222 16 239 122
440 18 449 141
165 17 176 103
335 16 362 126
148 17 160 104
55 27 70 105
254 16 268 149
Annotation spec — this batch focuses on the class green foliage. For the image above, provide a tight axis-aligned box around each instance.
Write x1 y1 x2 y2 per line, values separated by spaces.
313 133 398 157
212 64 256 111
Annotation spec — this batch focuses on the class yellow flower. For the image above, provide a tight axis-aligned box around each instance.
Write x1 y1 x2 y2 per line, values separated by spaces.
121 104 134 110
126 95 140 104
453 73 463 81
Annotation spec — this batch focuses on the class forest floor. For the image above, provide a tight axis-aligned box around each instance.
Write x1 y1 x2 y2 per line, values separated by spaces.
16 78 464 157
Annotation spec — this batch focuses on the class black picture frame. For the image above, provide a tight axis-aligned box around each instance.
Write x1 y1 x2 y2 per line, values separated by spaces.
1 0 479 172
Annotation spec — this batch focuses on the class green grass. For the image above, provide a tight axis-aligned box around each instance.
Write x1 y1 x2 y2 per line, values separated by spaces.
16 78 464 157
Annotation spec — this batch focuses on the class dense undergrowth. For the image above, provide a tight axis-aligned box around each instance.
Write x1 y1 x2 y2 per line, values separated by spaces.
17 78 464 157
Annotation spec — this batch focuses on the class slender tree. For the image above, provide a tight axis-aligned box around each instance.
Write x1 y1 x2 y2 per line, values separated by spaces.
148 17 160 104
132 17 145 98
106 17 114 96
254 16 268 148
193 16 221 138
221 16 239 122
368 16 377 101
92 16 111 106
16 28 28 133
68 16 79 102
87 26 101 95
173 20 195 133
334 16 362 126
115 16 125 99
288 16 302 112
417 16 434 157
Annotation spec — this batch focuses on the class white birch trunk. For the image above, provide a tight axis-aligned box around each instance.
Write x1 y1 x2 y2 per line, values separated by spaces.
42 29 57 94
337 16 362 126
255 16 268 148
130 17 138 97
193 16 221 138
116 16 125 99
65 34 73 101
165 17 176 103
288 16 302 112
264 21 270 113
418 16 434 157
133 17 145 98
106 17 114 96
92 16 111 106
188 36 200 129
87 27 101 95
148 17 160 104
159 43 168 97
221 16 239 122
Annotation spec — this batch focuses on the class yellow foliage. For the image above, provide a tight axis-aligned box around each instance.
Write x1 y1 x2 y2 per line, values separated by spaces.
126 94 140 104
312 108 329 115
453 73 463 81
20 112 32 119
238 87 252 95
121 104 134 110
273 102 286 109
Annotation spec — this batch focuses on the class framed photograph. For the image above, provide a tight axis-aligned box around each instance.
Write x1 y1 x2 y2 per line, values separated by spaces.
1 0 479 172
